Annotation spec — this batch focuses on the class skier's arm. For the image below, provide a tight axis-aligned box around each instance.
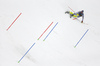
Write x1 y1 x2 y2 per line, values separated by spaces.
82 14 84 22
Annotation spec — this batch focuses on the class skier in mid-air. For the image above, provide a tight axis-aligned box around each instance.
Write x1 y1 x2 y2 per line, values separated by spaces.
65 10 84 23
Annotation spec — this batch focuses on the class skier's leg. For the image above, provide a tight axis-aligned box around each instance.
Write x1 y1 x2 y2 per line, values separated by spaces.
73 15 77 18
68 12 73 18
71 13 79 18
69 12 74 15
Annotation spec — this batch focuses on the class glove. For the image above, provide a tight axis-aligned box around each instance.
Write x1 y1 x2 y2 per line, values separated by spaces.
81 21 83 23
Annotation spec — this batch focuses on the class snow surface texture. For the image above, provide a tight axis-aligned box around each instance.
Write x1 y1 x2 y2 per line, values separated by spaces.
0 0 100 66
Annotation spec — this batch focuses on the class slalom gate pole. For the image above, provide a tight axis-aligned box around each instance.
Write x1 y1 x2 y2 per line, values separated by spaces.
37 22 53 40
73 18 77 20
18 43 35 63
43 22 58 41
6 13 22 31
74 29 89 48
67 6 77 20
67 6 75 13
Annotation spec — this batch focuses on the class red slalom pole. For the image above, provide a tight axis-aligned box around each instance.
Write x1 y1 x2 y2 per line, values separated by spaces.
6 13 22 31
67 6 78 20
68 6 75 13
73 18 77 20
37 22 53 40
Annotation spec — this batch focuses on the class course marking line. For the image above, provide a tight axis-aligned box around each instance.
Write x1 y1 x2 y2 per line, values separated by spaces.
74 29 89 48
18 43 35 63
6 13 22 31
43 22 58 41
37 22 53 40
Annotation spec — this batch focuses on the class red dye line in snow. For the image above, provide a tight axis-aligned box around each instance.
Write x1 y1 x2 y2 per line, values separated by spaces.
6 13 22 31
38 22 53 40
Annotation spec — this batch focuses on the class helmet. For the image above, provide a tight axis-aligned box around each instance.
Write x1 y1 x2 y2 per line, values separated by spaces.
82 10 84 12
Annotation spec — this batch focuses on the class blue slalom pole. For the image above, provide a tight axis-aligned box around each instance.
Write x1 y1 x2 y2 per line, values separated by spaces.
74 29 89 48
18 43 35 63
43 22 58 41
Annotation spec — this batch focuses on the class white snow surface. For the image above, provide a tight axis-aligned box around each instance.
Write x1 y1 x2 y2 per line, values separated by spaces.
0 0 100 66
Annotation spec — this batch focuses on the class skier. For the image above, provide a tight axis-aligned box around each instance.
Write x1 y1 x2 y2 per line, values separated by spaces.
65 10 84 23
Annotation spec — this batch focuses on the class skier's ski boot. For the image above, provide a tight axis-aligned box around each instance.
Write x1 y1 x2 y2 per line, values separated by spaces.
65 11 69 14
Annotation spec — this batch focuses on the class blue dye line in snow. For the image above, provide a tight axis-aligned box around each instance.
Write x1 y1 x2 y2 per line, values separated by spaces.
18 43 35 63
43 22 58 41
74 29 89 48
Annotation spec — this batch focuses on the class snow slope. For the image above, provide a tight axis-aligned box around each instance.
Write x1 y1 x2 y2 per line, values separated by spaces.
0 0 100 66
